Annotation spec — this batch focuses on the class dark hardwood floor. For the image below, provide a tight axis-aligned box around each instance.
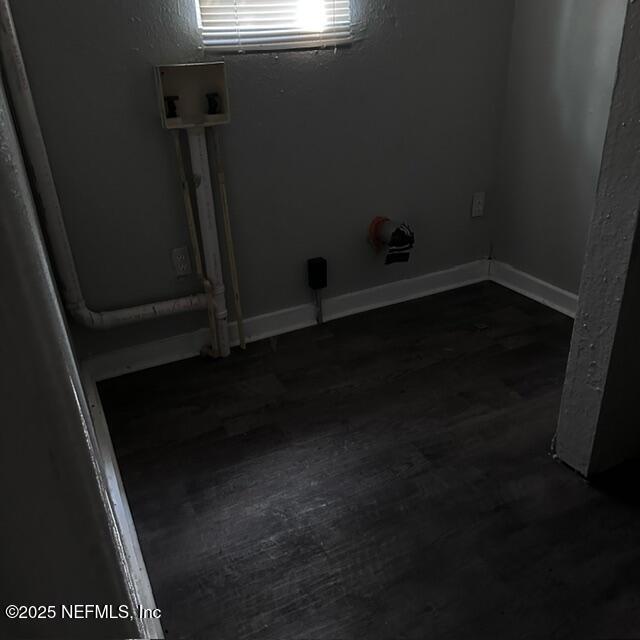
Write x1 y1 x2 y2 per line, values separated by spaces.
100 283 640 640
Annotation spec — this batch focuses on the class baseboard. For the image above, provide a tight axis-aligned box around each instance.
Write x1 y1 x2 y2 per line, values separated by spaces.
86 328 214 381
86 259 579 381
87 260 489 381
323 260 490 322
80 368 164 638
488 260 578 318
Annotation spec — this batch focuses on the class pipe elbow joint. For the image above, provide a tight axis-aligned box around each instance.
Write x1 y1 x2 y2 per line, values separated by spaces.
68 303 106 330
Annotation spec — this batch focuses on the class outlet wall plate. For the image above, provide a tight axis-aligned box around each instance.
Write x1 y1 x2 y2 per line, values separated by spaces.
471 192 486 218
171 247 192 278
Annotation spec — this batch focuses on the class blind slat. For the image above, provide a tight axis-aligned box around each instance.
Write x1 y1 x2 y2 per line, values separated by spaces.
196 0 353 51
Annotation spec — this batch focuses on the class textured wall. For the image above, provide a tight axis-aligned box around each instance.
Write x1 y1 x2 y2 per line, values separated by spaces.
492 0 626 293
0 76 137 639
11 0 515 356
556 0 640 476
592 233 640 473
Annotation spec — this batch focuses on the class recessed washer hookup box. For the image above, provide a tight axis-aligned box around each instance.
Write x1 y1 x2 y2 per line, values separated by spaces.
155 61 230 129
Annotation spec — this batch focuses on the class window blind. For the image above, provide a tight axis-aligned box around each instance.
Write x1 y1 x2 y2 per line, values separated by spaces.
196 0 353 51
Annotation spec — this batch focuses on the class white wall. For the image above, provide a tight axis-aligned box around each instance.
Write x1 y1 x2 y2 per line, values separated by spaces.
0 76 138 639
591 235 640 473
11 0 515 357
555 1 640 476
492 0 627 293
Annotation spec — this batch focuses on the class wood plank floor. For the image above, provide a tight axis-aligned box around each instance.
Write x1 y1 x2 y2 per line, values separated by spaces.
100 283 640 640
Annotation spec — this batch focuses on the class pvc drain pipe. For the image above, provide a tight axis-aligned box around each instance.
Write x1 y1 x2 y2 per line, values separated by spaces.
0 0 210 330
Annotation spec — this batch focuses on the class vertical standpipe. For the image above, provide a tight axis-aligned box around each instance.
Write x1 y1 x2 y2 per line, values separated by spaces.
187 127 231 357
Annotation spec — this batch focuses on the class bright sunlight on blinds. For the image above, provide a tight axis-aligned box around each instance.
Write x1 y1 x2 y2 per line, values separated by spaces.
196 0 353 51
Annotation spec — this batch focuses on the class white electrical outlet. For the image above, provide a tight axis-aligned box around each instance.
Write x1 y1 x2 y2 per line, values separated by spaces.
171 247 192 277
471 192 486 218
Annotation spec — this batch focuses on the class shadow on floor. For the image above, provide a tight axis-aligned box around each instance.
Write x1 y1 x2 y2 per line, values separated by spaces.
591 459 640 507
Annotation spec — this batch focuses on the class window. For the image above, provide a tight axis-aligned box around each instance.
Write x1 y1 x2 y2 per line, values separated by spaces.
195 0 353 52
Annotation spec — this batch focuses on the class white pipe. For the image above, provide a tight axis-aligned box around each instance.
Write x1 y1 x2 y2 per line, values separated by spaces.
212 128 246 349
0 0 82 308
0 0 209 330
187 127 231 357
0 67 152 640
73 294 209 330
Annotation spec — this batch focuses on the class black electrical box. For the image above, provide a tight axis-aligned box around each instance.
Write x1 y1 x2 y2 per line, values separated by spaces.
307 257 327 290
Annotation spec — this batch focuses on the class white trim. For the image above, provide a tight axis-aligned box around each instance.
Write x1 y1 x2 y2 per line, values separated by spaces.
85 259 580 382
488 260 578 318
201 36 354 54
324 260 489 321
80 368 164 639
86 260 489 381
87 328 213 381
